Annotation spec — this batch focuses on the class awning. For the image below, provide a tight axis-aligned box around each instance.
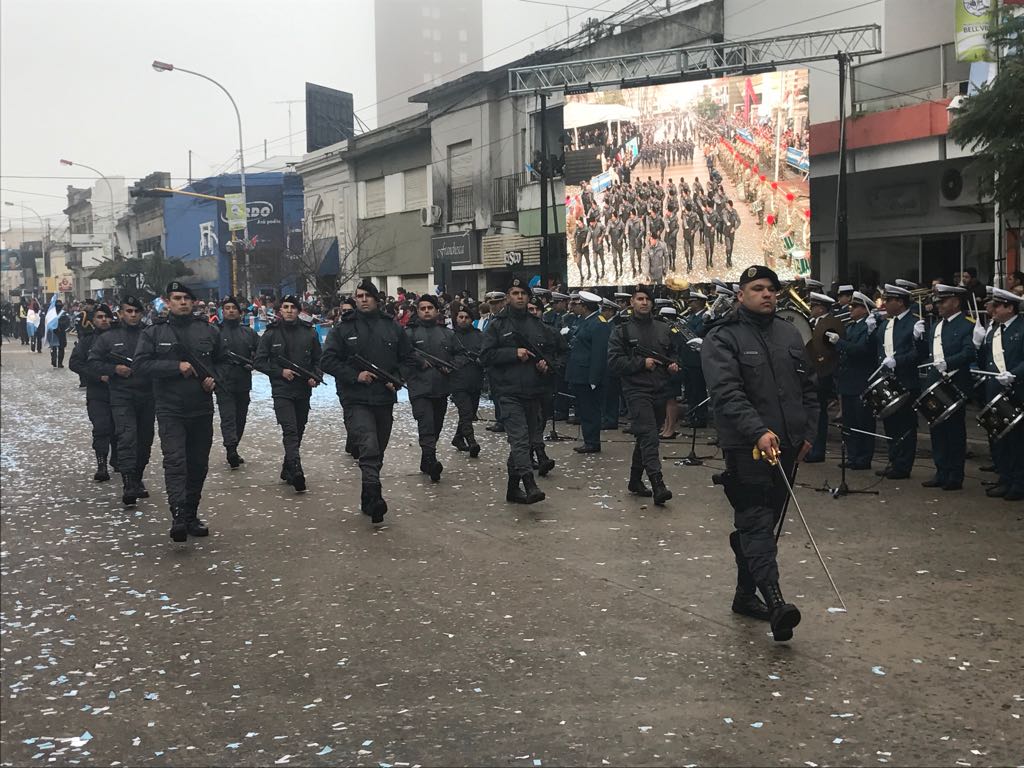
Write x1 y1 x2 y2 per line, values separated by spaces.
315 238 340 277
563 102 640 130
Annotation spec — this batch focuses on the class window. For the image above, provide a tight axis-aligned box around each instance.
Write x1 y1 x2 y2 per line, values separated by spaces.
458 29 467 42
404 168 428 211
433 29 441 41
364 178 385 218
421 6 429 16
431 6 440 19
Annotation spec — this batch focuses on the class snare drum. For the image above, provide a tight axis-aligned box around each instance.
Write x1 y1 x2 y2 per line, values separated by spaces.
913 378 967 427
977 391 1024 442
862 375 911 419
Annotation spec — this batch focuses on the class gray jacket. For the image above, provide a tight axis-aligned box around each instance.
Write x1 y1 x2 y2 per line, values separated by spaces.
701 305 818 450
646 240 669 282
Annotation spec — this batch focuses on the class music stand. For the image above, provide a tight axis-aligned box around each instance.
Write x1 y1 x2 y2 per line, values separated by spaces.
546 391 578 442
674 396 714 466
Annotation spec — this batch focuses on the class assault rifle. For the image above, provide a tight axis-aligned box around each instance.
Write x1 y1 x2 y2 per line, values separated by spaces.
351 354 404 390
108 351 133 365
634 343 678 369
413 347 462 373
510 330 552 368
171 342 219 385
276 354 324 386
224 349 255 369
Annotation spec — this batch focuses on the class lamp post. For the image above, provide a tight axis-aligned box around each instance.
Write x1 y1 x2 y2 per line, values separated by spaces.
60 158 118 258
152 59 251 298
5 201 47 293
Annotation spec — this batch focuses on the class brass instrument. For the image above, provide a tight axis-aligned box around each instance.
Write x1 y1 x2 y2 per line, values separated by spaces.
781 285 812 316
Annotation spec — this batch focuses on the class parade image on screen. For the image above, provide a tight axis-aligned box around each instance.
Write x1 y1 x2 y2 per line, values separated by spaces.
563 69 811 289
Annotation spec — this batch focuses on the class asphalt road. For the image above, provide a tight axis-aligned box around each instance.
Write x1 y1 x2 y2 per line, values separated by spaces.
1 343 1020 766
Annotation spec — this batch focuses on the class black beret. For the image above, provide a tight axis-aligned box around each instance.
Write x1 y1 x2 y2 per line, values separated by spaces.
739 265 781 290
280 295 301 307
121 295 144 311
417 294 439 309
165 281 195 299
221 295 242 309
356 279 381 300
632 284 655 299
93 303 112 317
506 275 533 296
529 297 544 309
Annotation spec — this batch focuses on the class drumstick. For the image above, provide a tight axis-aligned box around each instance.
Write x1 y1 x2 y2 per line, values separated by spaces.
868 363 886 382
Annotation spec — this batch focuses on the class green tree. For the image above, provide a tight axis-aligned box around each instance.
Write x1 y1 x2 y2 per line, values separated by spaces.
90 246 193 296
948 8 1024 220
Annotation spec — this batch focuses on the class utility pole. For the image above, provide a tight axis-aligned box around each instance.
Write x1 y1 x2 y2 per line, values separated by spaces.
835 53 849 280
539 93 549 287
273 99 304 155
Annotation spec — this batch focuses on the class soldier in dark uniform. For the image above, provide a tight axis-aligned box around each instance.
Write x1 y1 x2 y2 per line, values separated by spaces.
722 200 741 269
627 210 645 276
664 212 679 273
586 218 606 284
567 291 610 454
608 211 625 281
917 284 975 490
133 281 222 542
701 265 817 642
681 291 709 427
402 294 459 483
702 203 719 268
480 276 556 504
607 285 680 506
804 291 836 463
875 284 921 479
574 217 591 283
824 290 878 470
255 295 322 493
88 295 155 506
69 303 118 482
321 280 411 524
527 297 562 475
451 306 484 457
645 232 669 285
214 296 259 468
682 204 699 273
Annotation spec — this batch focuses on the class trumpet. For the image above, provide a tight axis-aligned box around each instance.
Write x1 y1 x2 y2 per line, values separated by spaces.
780 285 812 316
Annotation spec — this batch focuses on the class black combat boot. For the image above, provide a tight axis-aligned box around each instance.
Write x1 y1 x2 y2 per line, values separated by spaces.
121 473 139 506
467 438 481 458
627 466 652 497
420 454 431 474
730 531 769 621
226 445 242 469
506 472 528 504
534 446 555 477
429 458 443 483
759 582 801 642
136 476 150 499
184 504 209 537
169 506 188 543
280 461 291 483
451 435 469 452
290 460 307 493
94 453 110 482
521 472 546 504
650 472 672 505
360 485 372 516
367 483 388 525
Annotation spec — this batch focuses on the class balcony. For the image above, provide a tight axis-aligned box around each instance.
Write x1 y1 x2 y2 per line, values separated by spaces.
491 172 529 220
447 183 474 223
851 43 971 114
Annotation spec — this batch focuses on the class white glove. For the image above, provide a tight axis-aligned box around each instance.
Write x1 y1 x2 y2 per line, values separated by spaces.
882 356 897 370
686 337 703 350
865 316 877 333
913 320 926 340
560 326 570 336
590 384 597 390
996 371 1016 386
972 323 987 348
934 360 947 374
825 331 839 345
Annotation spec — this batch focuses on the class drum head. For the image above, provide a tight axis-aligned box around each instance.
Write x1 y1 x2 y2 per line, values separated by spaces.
777 309 813 345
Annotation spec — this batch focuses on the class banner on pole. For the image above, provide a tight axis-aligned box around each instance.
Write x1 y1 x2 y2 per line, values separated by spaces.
224 193 247 232
954 0 995 62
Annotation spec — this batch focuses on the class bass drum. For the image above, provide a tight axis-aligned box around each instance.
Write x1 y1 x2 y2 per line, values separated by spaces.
913 377 967 427
977 391 1024 442
776 308 813 346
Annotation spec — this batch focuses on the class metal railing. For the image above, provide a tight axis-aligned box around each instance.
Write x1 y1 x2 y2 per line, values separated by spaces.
447 183 474 223
851 42 971 114
491 172 529 219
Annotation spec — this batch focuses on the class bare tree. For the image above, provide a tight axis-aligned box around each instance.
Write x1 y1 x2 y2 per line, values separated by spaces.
287 215 387 304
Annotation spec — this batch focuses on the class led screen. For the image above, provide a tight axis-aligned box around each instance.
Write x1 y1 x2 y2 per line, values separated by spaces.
563 69 811 288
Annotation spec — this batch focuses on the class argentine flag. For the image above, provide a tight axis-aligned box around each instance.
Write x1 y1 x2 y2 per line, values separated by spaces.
44 294 64 347
25 308 40 338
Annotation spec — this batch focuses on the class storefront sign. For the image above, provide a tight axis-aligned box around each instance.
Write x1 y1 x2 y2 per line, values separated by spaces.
431 231 476 266
504 249 524 267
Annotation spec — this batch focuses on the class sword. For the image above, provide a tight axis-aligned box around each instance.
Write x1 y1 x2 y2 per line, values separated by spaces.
754 444 848 611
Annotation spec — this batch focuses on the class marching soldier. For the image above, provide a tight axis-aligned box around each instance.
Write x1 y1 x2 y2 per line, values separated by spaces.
255 295 322 493
701 265 817 642
451 305 484 457
68 303 118 482
566 291 610 454
528 297 562 475
607 284 679 506
804 292 836 463
645 231 669 285
876 284 921 479
609 211 626 280
321 280 411 524
402 294 459 483
215 296 259 468
88 295 155 506
976 287 1023 501
627 209 645 276
480 276 556 505
543 292 569 328
722 199 741 269
133 282 222 542
682 203 699 273
917 284 974 490
702 203 719 269
824 290 878 470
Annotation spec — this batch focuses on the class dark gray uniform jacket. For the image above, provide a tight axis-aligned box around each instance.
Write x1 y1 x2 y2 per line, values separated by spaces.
87 323 151 406
401 319 460 399
480 306 558 398
215 319 259 392
450 325 484 392
255 319 322 400
607 313 679 395
321 309 410 406
133 314 222 417
69 328 109 401
700 305 818 450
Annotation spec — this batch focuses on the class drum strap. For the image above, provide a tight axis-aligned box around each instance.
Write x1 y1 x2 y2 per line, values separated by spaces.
932 320 945 365
993 325 1007 373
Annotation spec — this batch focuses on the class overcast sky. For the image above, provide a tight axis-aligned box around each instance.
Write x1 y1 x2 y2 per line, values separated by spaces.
1 0 633 233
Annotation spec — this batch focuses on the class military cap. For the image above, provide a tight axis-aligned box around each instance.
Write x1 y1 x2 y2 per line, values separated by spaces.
851 291 874 310
837 284 855 294
688 291 708 302
93 303 112 317
654 298 673 306
601 298 618 310
121 295 144 311
578 290 602 306
506 275 532 295
882 283 912 299
165 281 195 299
356 279 382 300
613 292 632 300
221 295 242 310
803 278 824 290
933 283 966 299
632 284 655 299
485 291 506 302
417 294 439 309
550 292 569 301
895 278 919 290
990 287 1021 304
532 287 551 298
808 291 835 306
739 265 781 290
659 306 678 317
280 294 301 307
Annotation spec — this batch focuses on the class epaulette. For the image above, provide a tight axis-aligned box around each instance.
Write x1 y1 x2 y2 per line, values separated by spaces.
598 314 607 323
669 325 679 333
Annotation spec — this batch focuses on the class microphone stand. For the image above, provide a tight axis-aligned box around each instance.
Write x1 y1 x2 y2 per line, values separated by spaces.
546 391 578 442
674 396 713 466
820 424 879 498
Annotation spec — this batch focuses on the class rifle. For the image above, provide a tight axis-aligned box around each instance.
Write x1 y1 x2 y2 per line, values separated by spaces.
634 343 677 368
108 351 134 365
413 347 462 373
453 335 481 363
172 342 219 385
510 330 552 367
224 349 255 369
276 354 324 386
351 353 404 390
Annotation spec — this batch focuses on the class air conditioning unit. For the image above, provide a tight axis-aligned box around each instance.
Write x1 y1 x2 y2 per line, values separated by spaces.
938 167 992 208
419 205 442 227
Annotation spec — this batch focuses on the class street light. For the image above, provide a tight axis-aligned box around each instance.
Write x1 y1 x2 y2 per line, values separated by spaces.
152 58 251 298
5 201 47 293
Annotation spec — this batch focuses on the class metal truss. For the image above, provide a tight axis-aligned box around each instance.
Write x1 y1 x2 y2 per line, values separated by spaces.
508 25 881 94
